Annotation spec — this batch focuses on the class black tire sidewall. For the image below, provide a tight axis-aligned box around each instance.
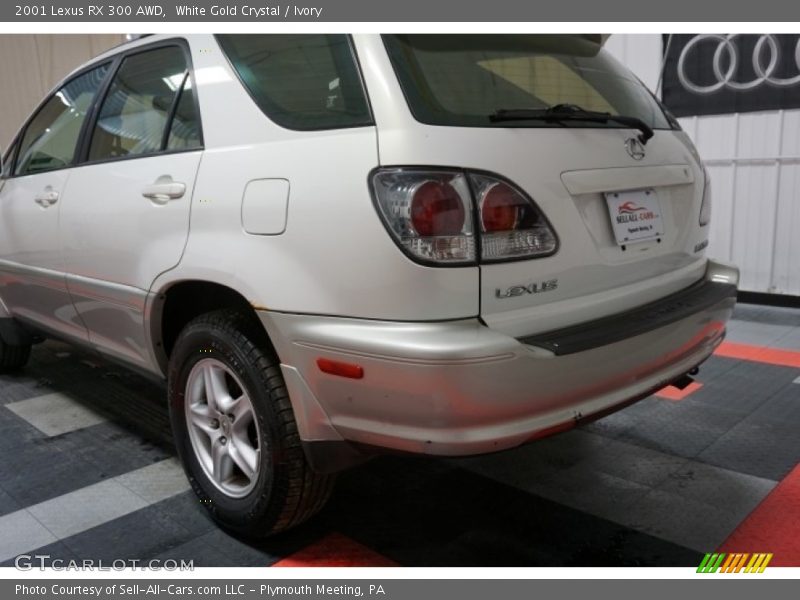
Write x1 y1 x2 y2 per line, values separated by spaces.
168 317 291 532
0 339 31 371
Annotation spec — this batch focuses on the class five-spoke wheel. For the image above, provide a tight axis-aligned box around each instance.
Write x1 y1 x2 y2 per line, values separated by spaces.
185 358 261 498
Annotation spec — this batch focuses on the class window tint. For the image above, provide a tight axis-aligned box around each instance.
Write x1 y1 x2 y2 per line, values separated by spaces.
383 35 670 129
216 34 372 131
15 65 109 176
167 77 201 151
89 46 189 161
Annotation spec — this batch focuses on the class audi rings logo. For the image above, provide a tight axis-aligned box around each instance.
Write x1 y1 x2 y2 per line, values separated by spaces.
677 34 800 94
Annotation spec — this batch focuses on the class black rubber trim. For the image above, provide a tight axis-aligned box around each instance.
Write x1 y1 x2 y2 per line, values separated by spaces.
519 279 737 356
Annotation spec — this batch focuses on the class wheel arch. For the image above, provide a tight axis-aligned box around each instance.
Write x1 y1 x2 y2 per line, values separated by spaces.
148 279 271 375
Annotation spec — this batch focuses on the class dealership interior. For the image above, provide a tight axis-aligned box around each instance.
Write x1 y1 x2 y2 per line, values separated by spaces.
0 34 798 568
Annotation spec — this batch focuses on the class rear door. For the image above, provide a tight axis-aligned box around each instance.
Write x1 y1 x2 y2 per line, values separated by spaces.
60 41 203 369
0 64 109 340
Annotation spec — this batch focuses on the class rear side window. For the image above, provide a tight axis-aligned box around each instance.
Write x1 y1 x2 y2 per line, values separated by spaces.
167 79 201 150
383 34 670 130
89 46 200 161
15 65 109 176
216 34 372 131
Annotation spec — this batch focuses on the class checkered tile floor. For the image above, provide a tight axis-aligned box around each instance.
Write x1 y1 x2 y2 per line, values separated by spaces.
1 303 798 567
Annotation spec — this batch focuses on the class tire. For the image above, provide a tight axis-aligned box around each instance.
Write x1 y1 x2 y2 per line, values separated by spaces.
0 338 31 371
168 309 334 537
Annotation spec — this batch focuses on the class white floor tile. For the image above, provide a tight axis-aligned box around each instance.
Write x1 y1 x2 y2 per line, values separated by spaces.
6 393 106 437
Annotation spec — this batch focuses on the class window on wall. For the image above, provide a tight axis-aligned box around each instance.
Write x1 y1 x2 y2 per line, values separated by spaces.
216 34 373 131
89 46 201 161
14 64 109 176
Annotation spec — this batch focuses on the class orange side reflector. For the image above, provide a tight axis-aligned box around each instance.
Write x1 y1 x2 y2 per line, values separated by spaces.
317 358 364 379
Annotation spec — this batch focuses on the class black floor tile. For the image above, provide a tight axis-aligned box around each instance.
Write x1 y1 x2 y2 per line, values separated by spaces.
0 372 55 406
693 355 744 385
49 422 173 477
613 401 739 459
0 541 79 568
747 382 800 427
150 535 242 567
691 360 798 414
152 491 218 537
733 303 800 327
0 403 45 452
698 417 800 481
0 485 20 517
60 504 196 561
0 441 107 507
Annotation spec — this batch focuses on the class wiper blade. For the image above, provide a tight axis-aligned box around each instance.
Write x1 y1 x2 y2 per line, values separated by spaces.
489 104 654 145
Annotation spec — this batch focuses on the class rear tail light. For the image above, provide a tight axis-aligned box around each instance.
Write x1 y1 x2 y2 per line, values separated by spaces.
371 168 557 265
699 167 712 226
371 170 475 264
469 173 558 261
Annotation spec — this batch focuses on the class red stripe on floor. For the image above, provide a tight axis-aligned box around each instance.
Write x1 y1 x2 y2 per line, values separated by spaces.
719 463 800 566
271 532 398 567
655 381 703 401
715 341 800 369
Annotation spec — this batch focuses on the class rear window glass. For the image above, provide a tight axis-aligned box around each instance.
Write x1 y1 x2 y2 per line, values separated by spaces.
216 34 372 131
383 34 670 130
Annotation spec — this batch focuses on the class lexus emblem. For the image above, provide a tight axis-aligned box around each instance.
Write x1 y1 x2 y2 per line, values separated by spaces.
625 137 646 160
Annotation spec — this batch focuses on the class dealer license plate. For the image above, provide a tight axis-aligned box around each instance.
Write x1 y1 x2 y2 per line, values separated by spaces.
605 189 664 245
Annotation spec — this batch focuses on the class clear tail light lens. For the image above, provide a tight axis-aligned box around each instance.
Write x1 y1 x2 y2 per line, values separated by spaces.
699 167 712 226
470 173 558 261
371 169 475 264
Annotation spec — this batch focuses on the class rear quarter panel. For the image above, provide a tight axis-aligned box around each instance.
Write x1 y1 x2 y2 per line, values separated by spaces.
151 34 479 322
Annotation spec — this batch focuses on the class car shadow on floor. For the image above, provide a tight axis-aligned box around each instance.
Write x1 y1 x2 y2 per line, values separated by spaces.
4 341 702 567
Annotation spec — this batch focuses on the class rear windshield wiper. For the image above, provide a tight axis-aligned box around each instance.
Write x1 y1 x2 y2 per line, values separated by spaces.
489 103 654 145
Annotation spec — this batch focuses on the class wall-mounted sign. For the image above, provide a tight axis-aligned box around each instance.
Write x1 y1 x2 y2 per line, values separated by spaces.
661 34 800 117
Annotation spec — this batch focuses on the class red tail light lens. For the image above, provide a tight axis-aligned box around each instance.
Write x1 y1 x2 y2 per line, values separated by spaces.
481 183 520 232
410 181 466 236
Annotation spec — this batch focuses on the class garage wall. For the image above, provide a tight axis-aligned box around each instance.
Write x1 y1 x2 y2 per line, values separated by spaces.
606 34 800 297
0 35 125 148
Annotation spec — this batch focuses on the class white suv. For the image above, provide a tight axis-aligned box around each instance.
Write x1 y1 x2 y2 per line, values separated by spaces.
0 34 738 536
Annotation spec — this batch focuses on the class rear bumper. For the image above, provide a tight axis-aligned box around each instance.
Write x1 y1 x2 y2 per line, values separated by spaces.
520 272 738 355
258 259 738 466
